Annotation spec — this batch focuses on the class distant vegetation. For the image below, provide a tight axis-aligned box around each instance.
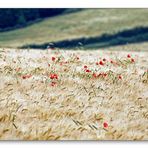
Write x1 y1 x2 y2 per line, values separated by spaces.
0 9 67 31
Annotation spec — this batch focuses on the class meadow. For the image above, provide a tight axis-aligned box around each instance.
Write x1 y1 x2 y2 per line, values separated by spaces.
0 9 148 48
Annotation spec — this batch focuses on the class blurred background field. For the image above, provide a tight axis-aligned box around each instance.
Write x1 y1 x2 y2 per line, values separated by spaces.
0 9 148 50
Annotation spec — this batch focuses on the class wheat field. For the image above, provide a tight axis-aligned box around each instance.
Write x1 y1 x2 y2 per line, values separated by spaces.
0 47 147 140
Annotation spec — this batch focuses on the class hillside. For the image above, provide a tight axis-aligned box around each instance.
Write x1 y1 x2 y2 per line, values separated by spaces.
0 9 148 48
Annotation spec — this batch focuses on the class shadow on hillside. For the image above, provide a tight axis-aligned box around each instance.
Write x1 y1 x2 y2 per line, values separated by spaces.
21 26 148 50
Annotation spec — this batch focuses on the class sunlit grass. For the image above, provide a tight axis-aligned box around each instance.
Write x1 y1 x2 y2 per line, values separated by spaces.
0 9 148 48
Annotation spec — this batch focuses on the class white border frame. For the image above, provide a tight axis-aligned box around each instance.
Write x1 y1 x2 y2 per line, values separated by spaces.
0 141 148 148
0 0 148 8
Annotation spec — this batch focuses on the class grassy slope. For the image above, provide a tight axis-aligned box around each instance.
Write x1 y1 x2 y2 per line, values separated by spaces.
0 9 148 48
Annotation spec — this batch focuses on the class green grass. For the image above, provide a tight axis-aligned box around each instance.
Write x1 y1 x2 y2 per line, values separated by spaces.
0 9 148 48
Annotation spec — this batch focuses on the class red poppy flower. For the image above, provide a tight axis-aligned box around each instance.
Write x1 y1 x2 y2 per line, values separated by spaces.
54 74 58 79
99 61 104 66
127 54 131 58
84 65 88 69
22 75 27 79
50 73 58 79
131 58 135 63
52 57 56 61
93 73 97 78
103 73 107 77
96 62 99 65
86 69 91 73
118 75 122 80
103 122 108 128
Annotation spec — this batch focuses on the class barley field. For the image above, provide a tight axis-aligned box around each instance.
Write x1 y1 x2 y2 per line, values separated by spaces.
0 47 147 140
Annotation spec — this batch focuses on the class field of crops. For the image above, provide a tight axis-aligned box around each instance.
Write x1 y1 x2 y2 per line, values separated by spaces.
0 47 147 140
